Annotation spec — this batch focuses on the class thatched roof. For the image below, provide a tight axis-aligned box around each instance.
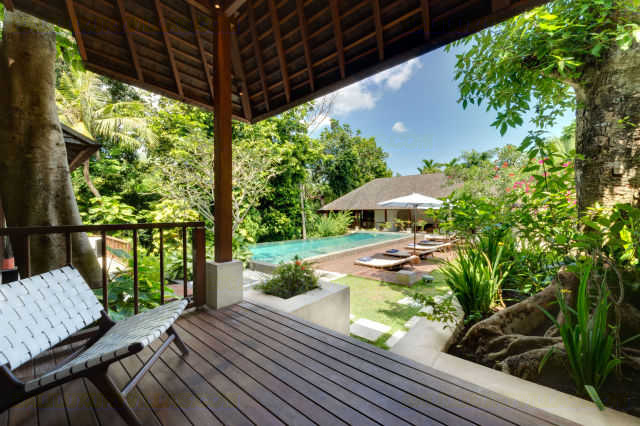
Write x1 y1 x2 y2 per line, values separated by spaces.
3 0 549 123
319 173 459 211
62 124 101 171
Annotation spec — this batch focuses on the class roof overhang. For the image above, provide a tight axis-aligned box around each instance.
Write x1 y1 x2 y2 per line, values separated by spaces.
1 0 549 123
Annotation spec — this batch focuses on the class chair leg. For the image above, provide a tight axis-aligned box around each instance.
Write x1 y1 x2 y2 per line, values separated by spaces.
88 369 142 426
168 326 189 356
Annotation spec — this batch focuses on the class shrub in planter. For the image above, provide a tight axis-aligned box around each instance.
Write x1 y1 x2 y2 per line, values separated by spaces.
259 256 319 299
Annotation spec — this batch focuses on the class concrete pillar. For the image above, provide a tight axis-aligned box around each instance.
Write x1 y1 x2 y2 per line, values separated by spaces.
206 260 243 309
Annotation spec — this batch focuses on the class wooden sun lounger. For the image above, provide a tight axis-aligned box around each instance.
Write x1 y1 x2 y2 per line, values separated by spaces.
0 266 188 426
406 241 455 252
385 249 433 259
355 255 419 270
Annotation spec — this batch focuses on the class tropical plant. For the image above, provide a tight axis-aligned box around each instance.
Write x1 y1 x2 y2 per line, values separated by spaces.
539 262 621 409
96 254 175 320
441 245 510 321
259 256 319 299
417 159 441 174
81 195 137 225
308 211 353 237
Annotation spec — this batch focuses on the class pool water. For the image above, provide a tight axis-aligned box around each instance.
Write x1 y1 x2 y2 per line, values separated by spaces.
250 232 407 265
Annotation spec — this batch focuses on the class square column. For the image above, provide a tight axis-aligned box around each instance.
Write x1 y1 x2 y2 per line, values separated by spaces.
206 260 243 309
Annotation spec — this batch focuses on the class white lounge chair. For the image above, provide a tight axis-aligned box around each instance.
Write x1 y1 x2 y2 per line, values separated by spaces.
355 255 419 270
0 266 188 426
406 241 454 252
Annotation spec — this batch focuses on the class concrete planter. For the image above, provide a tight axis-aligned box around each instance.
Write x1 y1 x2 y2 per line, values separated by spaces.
244 279 350 335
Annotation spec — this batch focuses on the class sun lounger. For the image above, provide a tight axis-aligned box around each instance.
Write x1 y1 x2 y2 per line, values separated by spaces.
385 249 433 259
355 255 419 270
406 241 454 252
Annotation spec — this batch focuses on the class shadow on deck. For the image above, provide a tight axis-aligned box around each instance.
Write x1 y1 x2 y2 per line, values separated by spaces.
3 302 574 426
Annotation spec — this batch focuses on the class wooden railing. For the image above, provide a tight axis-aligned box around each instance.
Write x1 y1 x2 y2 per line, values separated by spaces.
0 222 207 311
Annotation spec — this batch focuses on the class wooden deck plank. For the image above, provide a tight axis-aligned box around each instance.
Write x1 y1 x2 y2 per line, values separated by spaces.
176 318 316 425
54 356 100 426
187 313 385 425
239 302 569 426
109 361 161 426
135 344 222 426
34 350 69 426
163 324 283 426
155 338 254 426
118 347 191 426
9 361 38 426
197 309 430 425
213 307 458 425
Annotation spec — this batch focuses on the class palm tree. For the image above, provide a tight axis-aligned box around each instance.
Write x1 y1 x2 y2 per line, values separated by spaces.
56 69 156 196
417 159 442 174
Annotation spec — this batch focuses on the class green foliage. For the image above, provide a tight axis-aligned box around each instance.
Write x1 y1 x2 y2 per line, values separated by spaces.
96 254 174 320
259 256 319 299
394 219 410 231
539 262 620 409
308 211 353 237
417 159 442 174
412 292 459 328
450 0 638 133
441 245 510 320
81 195 137 225
313 120 392 202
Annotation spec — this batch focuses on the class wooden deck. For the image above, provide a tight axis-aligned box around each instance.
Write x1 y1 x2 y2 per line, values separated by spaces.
3 302 575 426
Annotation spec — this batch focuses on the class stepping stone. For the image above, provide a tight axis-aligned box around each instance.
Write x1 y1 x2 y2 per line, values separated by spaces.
397 297 421 307
419 306 434 315
350 318 391 342
405 316 421 329
385 331 407 348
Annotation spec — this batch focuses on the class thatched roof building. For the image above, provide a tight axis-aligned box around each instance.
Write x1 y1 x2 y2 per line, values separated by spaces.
319 174 459 212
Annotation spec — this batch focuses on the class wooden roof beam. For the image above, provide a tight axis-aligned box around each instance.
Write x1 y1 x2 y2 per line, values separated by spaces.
492 0 511 11
248 1 270 111
371 0 384 61
190 5 215 103
230 25 252 121
420 0 431 40
64 0 87 61
268 0 290 103
3 0 14 11
330 0 345 79
154 0 183 97
224 0 246 16
295 0 314 91
115 0 143 81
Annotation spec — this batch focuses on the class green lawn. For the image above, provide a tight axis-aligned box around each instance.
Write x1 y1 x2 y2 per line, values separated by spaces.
335 272 450 349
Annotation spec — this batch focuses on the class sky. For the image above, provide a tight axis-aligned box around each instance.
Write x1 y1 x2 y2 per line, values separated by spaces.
312 45 575 176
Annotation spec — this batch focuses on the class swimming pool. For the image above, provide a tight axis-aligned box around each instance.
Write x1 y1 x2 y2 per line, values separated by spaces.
250 232 407 265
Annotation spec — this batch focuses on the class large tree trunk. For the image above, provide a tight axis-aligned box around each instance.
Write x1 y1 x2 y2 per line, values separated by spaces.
575 41 640 211
0 11 101 287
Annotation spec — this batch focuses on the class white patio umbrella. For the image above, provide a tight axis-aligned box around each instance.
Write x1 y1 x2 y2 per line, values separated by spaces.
378 193 443 254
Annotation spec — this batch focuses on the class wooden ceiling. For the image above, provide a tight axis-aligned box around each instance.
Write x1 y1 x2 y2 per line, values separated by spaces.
1 0 548 123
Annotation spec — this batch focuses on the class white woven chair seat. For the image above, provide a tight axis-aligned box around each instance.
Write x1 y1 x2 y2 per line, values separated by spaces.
24 299 187 392
0 267 103 370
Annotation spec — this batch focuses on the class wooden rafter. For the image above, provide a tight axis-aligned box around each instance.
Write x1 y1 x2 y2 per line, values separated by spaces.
330 0 346 79
371 0 384 61
231 25 252 121
268 0 290 103
190 5 215 102
295 0 314 91
420 0 431 40
224 0 247 16
115 0 143 81
248 1 270 111
154 0 183 97
3 0 14 11
492 0 511 11
64 0 87 61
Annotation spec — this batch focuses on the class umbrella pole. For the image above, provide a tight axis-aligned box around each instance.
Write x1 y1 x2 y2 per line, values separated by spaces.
413 207 416 256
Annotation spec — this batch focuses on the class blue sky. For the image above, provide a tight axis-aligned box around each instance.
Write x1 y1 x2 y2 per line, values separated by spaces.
314 45 575 176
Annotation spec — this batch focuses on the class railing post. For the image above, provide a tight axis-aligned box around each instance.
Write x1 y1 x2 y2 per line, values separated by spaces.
192 227 206 307
101 231 108 312
133 229 139 314
159 228 164 305
182 226 188 299
24 235 31 278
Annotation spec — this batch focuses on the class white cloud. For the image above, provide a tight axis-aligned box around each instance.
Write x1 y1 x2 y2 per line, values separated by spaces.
392 122 408 133
371 58 423 91
319 58 423 117
330 82 379 115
